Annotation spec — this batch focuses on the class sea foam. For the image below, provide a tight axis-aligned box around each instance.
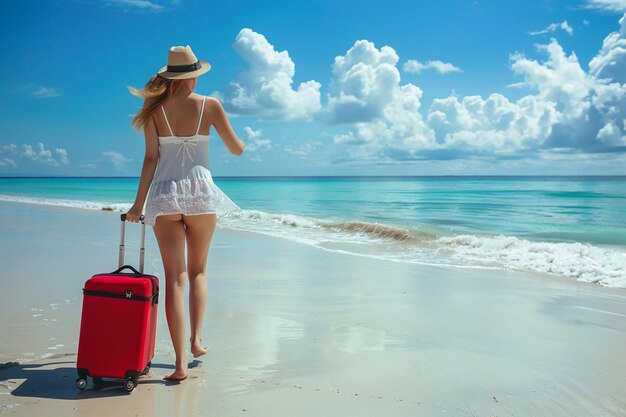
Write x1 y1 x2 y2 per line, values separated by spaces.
222 210 626 287
0 194 132 212
433 234 626 288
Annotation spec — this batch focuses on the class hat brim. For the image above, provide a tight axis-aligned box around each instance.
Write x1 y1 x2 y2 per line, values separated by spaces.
157 59 211 79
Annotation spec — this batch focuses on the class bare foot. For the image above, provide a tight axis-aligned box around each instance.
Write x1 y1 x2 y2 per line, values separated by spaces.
163 368 188 381
191 342 209 358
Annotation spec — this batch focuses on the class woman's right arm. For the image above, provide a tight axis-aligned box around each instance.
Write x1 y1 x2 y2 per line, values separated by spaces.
207 97 245 156
126 116 159 222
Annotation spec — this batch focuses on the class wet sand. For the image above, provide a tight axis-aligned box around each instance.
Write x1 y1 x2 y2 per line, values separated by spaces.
1 201 626 416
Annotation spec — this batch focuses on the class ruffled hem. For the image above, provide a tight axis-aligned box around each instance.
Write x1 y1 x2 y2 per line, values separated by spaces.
144 176 239 226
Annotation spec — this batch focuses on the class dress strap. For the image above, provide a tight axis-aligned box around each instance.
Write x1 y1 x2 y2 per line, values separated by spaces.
161 106 174 136
195 96 206 136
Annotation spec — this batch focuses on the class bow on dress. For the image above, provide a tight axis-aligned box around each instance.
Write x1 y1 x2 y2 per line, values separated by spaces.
175 138 198 165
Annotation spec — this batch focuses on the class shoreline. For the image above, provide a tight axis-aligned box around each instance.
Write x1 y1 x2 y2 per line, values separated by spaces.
1 200 626 416
1 194 624 289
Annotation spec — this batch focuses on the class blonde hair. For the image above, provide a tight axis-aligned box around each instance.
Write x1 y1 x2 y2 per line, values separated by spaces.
127 75 188 131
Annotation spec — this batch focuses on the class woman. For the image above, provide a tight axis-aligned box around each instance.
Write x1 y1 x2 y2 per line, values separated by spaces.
125 45 244 381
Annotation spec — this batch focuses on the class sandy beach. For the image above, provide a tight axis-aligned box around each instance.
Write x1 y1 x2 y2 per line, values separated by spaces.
1 200 625 416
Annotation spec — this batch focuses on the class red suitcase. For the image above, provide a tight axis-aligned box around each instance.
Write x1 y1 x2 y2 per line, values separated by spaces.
76 214 159 392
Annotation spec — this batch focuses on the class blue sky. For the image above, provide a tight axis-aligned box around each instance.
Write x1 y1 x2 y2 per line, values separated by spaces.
1 0 626 176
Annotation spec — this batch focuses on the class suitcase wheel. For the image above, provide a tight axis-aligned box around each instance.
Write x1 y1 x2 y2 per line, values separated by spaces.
75 378 87 390
124 378 136 392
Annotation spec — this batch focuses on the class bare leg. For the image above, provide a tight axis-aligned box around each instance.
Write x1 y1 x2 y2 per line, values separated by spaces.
153 214 188 380
183 213 217 357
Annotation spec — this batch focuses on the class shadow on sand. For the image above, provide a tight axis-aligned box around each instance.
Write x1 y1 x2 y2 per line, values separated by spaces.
0 354 202 400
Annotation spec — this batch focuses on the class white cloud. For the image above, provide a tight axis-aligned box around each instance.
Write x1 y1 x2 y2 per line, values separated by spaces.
510 41 592 122
393 151 626 175
104 0 163 11
102 151 131 172
284 141 321 157
0 158 16 167
422 25 626 156
323 37 576 161
325 42 399 126
403 59 462 74
585 0 626 12
0 142 69 167
427 93 558 154
597 121 626 144
329 41 439 161
589 13 626 83
22 143 70 166
23 144 50 162
562 21 574 35
243 126 272 152
55 148 70 165
1 144 17 153
77 163 98 170
331 13 626 162
529 21 574 36
32 86 61 98
321 40 404 125
426 14 626 156
218 28 321 120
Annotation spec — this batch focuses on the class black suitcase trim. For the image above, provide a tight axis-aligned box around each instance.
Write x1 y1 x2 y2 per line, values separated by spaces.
83 288 158 303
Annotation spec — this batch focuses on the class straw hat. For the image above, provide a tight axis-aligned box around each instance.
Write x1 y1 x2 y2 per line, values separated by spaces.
157 45 211 79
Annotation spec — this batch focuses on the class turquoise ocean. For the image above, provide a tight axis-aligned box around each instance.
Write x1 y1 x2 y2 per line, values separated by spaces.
1 176 625 288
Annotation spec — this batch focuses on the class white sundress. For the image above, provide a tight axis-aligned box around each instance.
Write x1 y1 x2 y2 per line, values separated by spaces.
143 96 239 226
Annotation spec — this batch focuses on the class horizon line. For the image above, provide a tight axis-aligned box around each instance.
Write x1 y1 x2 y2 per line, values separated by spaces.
1 174 625 179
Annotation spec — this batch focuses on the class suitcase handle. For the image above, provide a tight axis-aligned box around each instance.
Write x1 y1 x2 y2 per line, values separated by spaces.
111 265 142 275
120 214 144 222
119 214 146 273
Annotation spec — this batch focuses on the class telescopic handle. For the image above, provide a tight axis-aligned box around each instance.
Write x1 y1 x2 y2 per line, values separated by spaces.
119 214 146 273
